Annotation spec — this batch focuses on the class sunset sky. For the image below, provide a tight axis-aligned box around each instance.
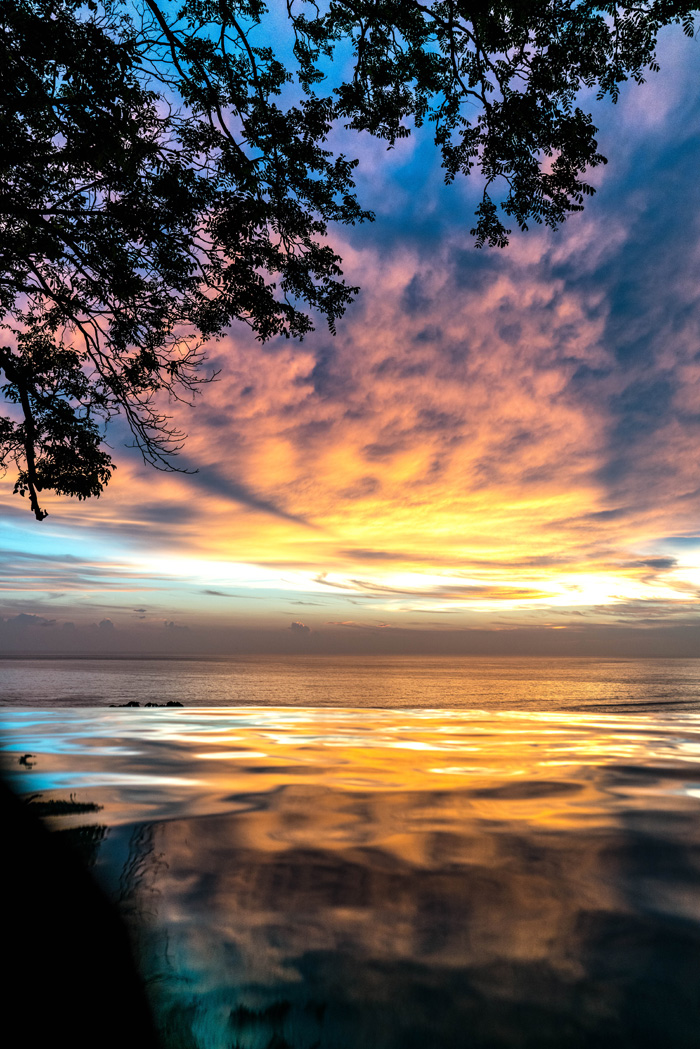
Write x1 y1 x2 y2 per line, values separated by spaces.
3 27 700 656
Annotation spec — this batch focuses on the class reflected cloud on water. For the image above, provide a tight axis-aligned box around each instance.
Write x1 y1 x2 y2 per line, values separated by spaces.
4 707 700 1048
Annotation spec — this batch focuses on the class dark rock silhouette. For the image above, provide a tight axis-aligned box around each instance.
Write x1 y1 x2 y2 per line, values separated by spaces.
109 701 184 708
0 778 160 1049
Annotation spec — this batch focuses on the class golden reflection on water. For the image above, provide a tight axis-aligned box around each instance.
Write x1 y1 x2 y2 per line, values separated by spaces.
4 707 700 833
4 707 700 1048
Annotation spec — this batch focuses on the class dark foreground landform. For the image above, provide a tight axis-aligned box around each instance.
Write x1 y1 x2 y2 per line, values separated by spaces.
0 778 161 1049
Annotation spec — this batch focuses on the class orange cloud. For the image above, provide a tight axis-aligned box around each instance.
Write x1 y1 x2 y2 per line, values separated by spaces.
4 193 700 636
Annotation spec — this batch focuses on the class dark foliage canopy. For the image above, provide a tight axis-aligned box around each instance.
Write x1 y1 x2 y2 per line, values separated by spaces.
1 0 696 519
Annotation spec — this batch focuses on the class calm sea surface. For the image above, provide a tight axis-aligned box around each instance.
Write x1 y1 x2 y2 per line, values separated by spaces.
3 656 700 1048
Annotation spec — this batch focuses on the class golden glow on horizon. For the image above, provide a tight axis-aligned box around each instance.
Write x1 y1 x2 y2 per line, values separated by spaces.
127 552 700 617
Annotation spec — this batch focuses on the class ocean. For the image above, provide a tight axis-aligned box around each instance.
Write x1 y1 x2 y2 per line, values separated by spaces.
2 654 700 710
2 656 700 1048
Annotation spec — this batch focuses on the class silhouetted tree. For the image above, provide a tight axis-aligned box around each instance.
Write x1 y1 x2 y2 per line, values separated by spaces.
1 1 696 518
